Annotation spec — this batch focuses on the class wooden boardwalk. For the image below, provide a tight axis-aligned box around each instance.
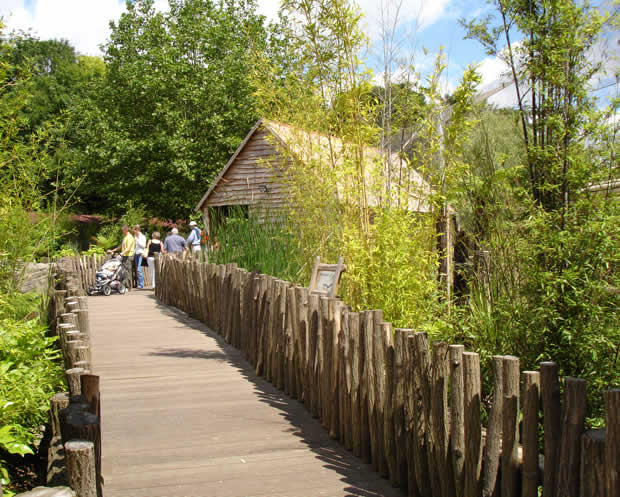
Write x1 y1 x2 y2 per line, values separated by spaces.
89 291 404 497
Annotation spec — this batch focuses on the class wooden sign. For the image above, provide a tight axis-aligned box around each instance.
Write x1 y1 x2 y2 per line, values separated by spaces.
308 256 346 297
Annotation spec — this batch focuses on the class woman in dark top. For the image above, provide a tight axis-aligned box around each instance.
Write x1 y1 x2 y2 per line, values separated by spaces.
145 231 162 289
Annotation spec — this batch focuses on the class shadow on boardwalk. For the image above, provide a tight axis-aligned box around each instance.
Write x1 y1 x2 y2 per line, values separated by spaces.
146 294 404 497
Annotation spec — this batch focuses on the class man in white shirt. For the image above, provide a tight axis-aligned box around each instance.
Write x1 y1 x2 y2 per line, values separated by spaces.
186 220 202 255
133 224 147 289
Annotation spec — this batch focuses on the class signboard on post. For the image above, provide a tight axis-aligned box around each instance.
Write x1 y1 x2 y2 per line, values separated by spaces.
308 256 346 298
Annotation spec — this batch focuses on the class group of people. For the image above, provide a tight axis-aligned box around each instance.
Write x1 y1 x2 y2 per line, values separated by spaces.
112 221 203 291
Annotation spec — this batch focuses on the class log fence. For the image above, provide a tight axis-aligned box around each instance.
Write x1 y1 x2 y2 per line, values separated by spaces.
16 258 105 497
150 252 618 497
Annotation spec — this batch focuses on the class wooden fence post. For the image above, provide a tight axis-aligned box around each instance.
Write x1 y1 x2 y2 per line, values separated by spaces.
449 344 465 497
349 312 362 459
522 371 540 497
580 429 606 497
431 341 454 497
463 351 481 497
66 368 85 396
382 321 396 485
393 328 410 491
65 440 97 497
556 378 586 497
480 356 504 497
360 310 374 465
410 332 432 497
540 361 561 497
501 355 520 497
604 389 619 497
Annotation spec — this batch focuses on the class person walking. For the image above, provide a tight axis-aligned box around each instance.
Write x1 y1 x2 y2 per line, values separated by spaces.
186 221 202 257
111 225 134 291
145 231 162 289
163 227 186 253
133 225 147 289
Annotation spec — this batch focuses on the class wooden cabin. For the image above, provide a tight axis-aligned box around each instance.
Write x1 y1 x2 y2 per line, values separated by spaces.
195 118 431 234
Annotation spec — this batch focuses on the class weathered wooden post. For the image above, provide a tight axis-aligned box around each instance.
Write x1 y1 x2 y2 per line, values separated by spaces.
501 355 520 497
580 429 606 497
540 361 561 497
522 371 540 497
430 341 454 497
463 351 481 497
360 310 373 465
65 440 97 497
410 332 432 497
556 378 586 497
75 310 90 343
449 344 465 497
382 321 396 484
59 403 101 497
65 368 85 396
482 356 504 497
349 312 362 459
393 328 409 490
605 389 619 497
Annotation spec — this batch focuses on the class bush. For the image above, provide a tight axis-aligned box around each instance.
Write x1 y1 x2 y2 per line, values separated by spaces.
208 206 301 282
0 292 64 488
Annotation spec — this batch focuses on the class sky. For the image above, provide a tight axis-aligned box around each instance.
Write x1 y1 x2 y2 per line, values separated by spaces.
1 0 618 108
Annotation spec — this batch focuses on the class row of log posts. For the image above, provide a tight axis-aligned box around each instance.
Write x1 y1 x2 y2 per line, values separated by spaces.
47 266 102 497
154 254 619 497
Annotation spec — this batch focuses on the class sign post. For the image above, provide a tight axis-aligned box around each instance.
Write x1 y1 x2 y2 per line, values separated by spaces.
308 256 346 298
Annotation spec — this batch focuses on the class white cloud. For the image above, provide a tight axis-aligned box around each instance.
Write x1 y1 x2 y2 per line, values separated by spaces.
356 0 451 34
256 0 280 22
1 0 126 55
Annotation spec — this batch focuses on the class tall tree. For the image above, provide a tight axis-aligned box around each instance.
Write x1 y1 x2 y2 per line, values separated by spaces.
69 0 267 218
459 0 620 406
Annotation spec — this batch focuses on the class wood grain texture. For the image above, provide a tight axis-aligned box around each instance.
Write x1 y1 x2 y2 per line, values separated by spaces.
482 355 503 497
581 429 606 497
556 378 586 497
540 361 561 497
521 371 540 497
89 292 405 497
501 355 519 497
604 390 619 497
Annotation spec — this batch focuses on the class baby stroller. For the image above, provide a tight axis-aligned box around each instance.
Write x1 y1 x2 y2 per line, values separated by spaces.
87 254 128 296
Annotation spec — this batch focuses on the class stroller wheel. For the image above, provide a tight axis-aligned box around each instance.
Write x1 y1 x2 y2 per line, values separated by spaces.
118 284 128 295
102 285 112 296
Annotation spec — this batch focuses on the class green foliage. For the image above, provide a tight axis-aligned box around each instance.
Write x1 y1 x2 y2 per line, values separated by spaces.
456 0 620 415
208 206 301 281
0 293 64 487
65 0 267 218
250 0 481 331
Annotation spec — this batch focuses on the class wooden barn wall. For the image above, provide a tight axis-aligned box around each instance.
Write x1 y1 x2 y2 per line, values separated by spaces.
204 128 290 209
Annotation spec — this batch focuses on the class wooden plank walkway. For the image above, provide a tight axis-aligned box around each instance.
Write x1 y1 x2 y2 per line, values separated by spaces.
89 291 404 497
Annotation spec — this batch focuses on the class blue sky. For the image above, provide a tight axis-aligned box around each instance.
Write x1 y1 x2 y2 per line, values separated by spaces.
2 0 618 107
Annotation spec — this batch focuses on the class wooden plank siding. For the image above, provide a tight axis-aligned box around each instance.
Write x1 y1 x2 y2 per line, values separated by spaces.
202 126 290 210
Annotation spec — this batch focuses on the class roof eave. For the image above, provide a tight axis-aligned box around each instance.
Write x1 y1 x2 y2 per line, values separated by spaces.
194 118 265 212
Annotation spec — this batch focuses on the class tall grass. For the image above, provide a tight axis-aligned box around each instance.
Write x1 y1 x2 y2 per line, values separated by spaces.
207 206 302 282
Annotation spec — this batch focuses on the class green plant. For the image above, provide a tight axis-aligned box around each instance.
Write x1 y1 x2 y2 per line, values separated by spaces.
82 246 106 256
208 205 301 281
0 292 63 491
0 424 33 489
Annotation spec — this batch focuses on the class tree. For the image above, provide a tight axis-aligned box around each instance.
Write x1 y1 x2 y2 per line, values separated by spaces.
459 0 620 410
68 0 268 218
